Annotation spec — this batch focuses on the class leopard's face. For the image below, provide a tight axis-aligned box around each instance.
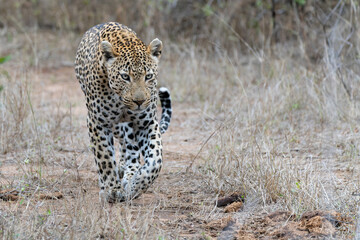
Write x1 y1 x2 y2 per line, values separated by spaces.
101 38 162 112
107 57 157 112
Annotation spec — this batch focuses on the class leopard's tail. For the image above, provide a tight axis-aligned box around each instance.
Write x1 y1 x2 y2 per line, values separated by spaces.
159 87 172 134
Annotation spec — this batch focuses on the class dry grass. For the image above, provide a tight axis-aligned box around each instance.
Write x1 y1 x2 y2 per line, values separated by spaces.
0 1 359 239
196 9 360 238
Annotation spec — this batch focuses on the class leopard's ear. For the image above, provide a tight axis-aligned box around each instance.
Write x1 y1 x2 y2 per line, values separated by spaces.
148 38 163 60
100 41 117 66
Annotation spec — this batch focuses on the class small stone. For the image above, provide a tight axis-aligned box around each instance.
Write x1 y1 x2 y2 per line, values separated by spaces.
224 201 243 213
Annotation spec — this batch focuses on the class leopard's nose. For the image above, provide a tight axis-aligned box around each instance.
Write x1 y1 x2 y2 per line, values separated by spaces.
133 99 145 107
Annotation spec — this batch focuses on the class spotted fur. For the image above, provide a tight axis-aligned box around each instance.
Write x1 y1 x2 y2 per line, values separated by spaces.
74 22 171 202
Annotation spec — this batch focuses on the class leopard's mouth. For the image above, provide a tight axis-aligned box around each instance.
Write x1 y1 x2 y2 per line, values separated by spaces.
126 103 150 113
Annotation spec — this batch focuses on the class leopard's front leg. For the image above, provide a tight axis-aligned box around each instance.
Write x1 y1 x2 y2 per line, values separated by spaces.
113 122 141 182
119 120 163 201
87 115 121 203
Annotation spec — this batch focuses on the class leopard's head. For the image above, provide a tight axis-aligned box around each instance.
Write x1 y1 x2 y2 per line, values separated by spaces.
100 36 162 112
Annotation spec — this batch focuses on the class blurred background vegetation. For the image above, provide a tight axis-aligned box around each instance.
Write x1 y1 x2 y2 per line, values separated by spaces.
0 0 358 62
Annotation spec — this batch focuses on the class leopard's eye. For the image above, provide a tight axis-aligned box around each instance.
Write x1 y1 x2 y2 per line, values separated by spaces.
121 74 130 81
145 74 153 81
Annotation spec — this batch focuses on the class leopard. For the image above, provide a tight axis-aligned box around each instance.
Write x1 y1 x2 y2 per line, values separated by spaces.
74 22 172 202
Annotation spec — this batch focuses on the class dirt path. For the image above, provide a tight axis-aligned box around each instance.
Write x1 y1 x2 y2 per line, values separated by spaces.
38 67 230 238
